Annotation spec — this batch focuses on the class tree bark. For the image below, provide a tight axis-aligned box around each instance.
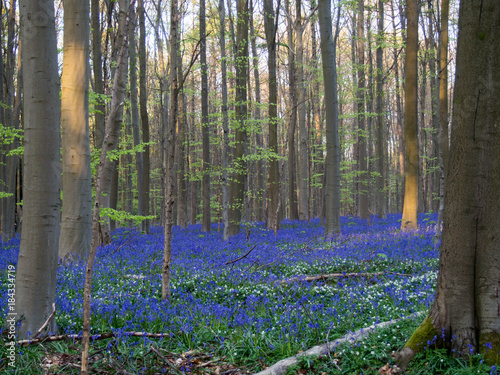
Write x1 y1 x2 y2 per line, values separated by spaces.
396 0 500 368
264 0 280 232
59 0 92 262
227 0 248 237
318 0 340 235
16 0 60 339
401 0 418 230
286 0 298 221
356 0 369 223
163 0 179 299
128 4 144 218
296 0 308 221
201 0 211 232
375 0 386 218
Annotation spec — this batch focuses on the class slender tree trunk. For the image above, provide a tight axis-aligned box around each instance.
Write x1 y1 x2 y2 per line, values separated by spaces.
92 0 105 149
296 0 308 221
16 0 60 339
319 0 341 235
139 0 150 233
128 4 144 218
82 2 132 372
376 0 386 219
228 0 248 237
163 0 179 299
357 0 369 222
177 48 188 229
264 0 280 232
286 0 298 221
249 0 264 222
401 0 418 230
200 0 211 232
59 0 92 262
2 0 18 241
439 0 449 181
397 0 500 368
219 0 229 240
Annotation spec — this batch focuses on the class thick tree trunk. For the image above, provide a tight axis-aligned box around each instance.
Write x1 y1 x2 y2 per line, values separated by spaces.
396 0 500 368
401 0 418 230
318 0 340 235
59 0 92 262
16 0 60 339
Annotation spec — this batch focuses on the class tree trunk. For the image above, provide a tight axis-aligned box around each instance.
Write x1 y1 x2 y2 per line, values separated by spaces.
2 0 18 242
375 0 386 219
201 0 211 232
228 0 248 237
16 0 60 339
318 0 340 235
128 4 144 218
139 0 150 233
92 0 105 149
296 0 308 221
286 0 298 221
264 0 279 232
163 0 179 299
357 0 369 223
439 0 449 182
59 0 92 262
396 0 500 368
401 0 418 230
82 1 132 372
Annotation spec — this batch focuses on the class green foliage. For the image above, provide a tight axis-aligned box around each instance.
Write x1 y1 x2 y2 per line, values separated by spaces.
0 124 23 156
99 207 156 227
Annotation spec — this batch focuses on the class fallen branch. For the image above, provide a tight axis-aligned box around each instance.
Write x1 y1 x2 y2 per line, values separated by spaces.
32 303 56 339
16 330 173 346
276 271 413 285
149 345 183 375
253 311 426 375
225 245 257 265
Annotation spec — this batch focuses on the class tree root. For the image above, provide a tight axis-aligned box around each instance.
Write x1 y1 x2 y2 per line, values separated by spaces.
254 311 425 375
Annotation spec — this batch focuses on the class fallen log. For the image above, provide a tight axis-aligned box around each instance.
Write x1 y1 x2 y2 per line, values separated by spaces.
253 311 426 375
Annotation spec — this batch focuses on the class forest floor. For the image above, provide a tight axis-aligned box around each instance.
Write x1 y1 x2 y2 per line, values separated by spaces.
0 214 497 374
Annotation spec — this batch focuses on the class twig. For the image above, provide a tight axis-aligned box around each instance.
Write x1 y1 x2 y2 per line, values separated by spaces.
225 245 257 265
32 303 56 339
149 345 183 375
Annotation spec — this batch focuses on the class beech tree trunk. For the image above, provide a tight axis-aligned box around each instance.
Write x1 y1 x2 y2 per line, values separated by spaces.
318 0 340 235
16 0 60 339
264 0 279 232
401 0 418 230
396 0 500 368
59 0 92 262
357 0 369 223
286 0 298 221
138 0 150 234
227 0 248 237
201 0 211 232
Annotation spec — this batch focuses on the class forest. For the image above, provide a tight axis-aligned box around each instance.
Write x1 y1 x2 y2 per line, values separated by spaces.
1 0 500 374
